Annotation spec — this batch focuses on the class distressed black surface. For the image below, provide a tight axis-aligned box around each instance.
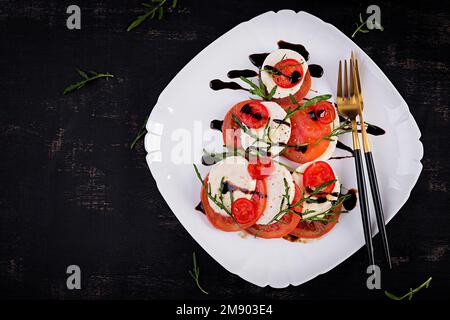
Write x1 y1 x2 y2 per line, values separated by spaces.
0 0 449 300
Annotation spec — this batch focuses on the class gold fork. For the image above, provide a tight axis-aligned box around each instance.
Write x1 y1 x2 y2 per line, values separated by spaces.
352 53 392 269
337 56 375 267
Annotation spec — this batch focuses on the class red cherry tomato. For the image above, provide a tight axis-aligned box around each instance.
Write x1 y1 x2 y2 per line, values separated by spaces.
314 101 336 124
231 198 257 224
246 183 303 239
238 101 269 129
201 176 267 232
272 71 311 108
247 157 275 180
303 161 336 194
272 58 303 89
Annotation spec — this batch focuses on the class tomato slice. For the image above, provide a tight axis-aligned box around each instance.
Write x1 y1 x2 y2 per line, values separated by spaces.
272 70 311 108
222 100 253 149
303 161 336 194
272 58 304 89
238 101 269 129
282 103 332 164
231 198 256 224
201 176 267 232
247 157 275 180
289 204 342 239
246 183 303 239
314 101 336 125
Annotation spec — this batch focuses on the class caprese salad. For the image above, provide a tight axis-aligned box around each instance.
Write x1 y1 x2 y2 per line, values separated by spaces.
195 42 356 240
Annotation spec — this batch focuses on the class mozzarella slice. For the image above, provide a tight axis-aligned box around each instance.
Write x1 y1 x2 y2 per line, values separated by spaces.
260 49 308 99
292 160 340 218
256 163 296 225
207 156 256 217
240 101 291 156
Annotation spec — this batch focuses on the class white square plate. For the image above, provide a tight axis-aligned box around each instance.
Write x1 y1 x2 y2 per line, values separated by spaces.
145 10 423 288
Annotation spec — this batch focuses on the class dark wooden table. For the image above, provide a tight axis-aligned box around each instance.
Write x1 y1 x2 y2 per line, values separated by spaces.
0 0 449 300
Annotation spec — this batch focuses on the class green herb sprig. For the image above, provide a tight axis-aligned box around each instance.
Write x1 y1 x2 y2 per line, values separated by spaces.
193 164 239 225
127 0 178 32
352 13 384 38
313 122 352 146
188 252 208 295
301 193 352 222
130 117 148 150
232 114 264 142
283 94 332 121
385 277 432 301
239 76 277 101
254 179 337 236
262 61 301 76
63 69 114 95
233 114 302 155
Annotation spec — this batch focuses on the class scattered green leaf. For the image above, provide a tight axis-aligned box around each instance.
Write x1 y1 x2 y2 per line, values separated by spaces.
127 0 178 32
188 252 208 295
385 277 432 301
63 69 114 95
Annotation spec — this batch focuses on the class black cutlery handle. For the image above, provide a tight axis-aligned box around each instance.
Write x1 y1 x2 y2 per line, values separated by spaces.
365 151 392 269
354 149 375 267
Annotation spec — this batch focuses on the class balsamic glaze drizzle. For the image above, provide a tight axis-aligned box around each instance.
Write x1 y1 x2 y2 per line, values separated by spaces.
227 69 258 79
329 155 354 160
343 189 358 211
338 116 386 136
241 104 263 121
195 201 205 214
273 119 291 127
220 180 266 199
277 40 310 61
336 141 354 155
308 64 324 78
307 110 318 121
201 155 218 166
365 124 386 136
210 119 223 132
210 79 247 91
249 53 269 68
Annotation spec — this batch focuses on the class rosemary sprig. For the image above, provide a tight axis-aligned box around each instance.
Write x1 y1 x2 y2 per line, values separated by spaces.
254 179 337 236
63 69 114 95
352 13 384 38
127 0 178 32
262 62 302 76
283 94 332 121
301 193 352 221
313 122 352 146
130 116 148 150
232 114 263 142
233 113 302 155
239 76 277 101
193 164 239 225
288 179 337 211
188 252 208 295
385 277 432 301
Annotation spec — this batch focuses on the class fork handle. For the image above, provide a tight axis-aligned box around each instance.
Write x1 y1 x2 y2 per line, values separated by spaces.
351 120 375 267
365 151 392 269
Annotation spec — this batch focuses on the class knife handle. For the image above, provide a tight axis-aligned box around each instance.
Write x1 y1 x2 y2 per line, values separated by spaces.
351 120 375 267
364 151 392 269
